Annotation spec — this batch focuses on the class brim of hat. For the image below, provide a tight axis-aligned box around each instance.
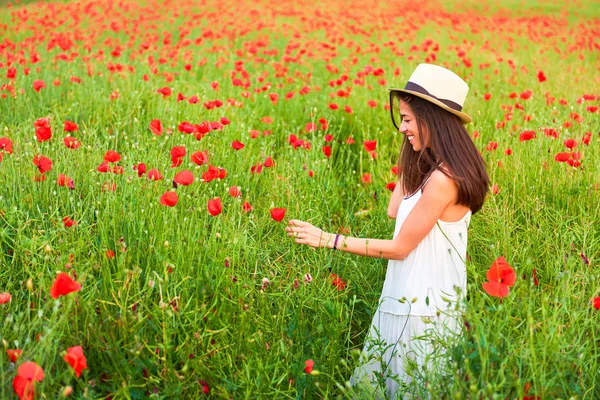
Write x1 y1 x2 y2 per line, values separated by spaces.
388 88 472 125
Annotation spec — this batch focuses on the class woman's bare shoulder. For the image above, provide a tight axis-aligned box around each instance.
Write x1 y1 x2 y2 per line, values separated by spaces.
424 169 459 195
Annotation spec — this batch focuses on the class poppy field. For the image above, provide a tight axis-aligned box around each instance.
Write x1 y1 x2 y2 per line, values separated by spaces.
0 0 599 398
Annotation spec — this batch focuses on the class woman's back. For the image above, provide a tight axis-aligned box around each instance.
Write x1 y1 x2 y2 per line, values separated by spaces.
379 187 470 316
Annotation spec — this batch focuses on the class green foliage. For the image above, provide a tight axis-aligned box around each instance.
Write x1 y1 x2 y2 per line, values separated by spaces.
0 0 599 398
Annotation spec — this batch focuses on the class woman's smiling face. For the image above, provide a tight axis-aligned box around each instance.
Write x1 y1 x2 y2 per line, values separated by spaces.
399 99 428 152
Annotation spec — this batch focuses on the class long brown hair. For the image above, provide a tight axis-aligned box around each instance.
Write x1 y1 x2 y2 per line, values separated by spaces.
396 92 489 214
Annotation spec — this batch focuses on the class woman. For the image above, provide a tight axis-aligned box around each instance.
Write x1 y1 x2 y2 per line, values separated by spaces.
286 64 489 398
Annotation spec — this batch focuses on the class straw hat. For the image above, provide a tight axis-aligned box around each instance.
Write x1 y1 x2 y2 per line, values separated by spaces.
389 64 472 124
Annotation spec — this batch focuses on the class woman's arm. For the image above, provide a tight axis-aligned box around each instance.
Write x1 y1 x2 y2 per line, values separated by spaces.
387 179 404 218
286 171 458 260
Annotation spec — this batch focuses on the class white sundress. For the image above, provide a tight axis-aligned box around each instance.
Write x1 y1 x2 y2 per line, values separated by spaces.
351 182 471 399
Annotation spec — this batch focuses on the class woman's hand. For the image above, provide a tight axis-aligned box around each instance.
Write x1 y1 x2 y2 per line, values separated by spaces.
286 220 334 249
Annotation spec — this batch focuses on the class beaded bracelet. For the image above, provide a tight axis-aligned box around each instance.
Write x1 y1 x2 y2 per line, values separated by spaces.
333 234 341 250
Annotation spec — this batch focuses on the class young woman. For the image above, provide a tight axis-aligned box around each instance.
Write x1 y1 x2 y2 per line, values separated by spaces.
286 64 489 398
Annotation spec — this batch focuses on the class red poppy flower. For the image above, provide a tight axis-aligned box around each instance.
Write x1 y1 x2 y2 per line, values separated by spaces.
322 145 331 158
63 136 81 149
482 256 516 298
191 151 209 165
519 130 536 142
330 274 347 290
361 173 372 184
174 170 194 186
363 140 377 152
97 162 110 173
171 153 185 168
157 87 172 97
202 165 226 182
305 122 317 132
250 162 263 174
0 292 11 304
199 380 210 394
50 272 82 299
304 359 314 374
32 154 52 174
386 182 396 191
63 346 88 378
231 140 245 150
207 197 222 216
33 79 46 92
13 361 44 400
62 216 77 228
270 208 286 222
6 349 22 362
34 118 52 142
592 297 600 310
483 93 492 101
148 169 164 181
0 137 14 154
263 157 274 168
171 146 186 159
134 163 147 177
554 152 570 162
485 142 498 151
106 250 115 258
229 186 241 198
149 119 163 136
160 191 178 207
104 150 121 163
178 121 194 133
520 90 533 100
329 103 339 110
242 201 253 212
63 121 78 132
564 139 577 149
57 174 75 189
269 93 278 104
537 71 546 83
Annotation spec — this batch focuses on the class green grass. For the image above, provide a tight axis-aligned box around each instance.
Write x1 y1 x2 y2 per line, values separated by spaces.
0 0 599 398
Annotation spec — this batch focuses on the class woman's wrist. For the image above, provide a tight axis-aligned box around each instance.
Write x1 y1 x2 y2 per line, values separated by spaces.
320 232 336 249
332 233 343 250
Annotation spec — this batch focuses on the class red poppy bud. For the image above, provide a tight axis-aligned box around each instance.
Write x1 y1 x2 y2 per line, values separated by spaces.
304 359 314 374
0 292 11 304
270 208 286 222
229 186 241 198
160 191 178 207
231 141 245 150
50 272 82 299
207 197 222 216
149 119 163 136
64 346 88 378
